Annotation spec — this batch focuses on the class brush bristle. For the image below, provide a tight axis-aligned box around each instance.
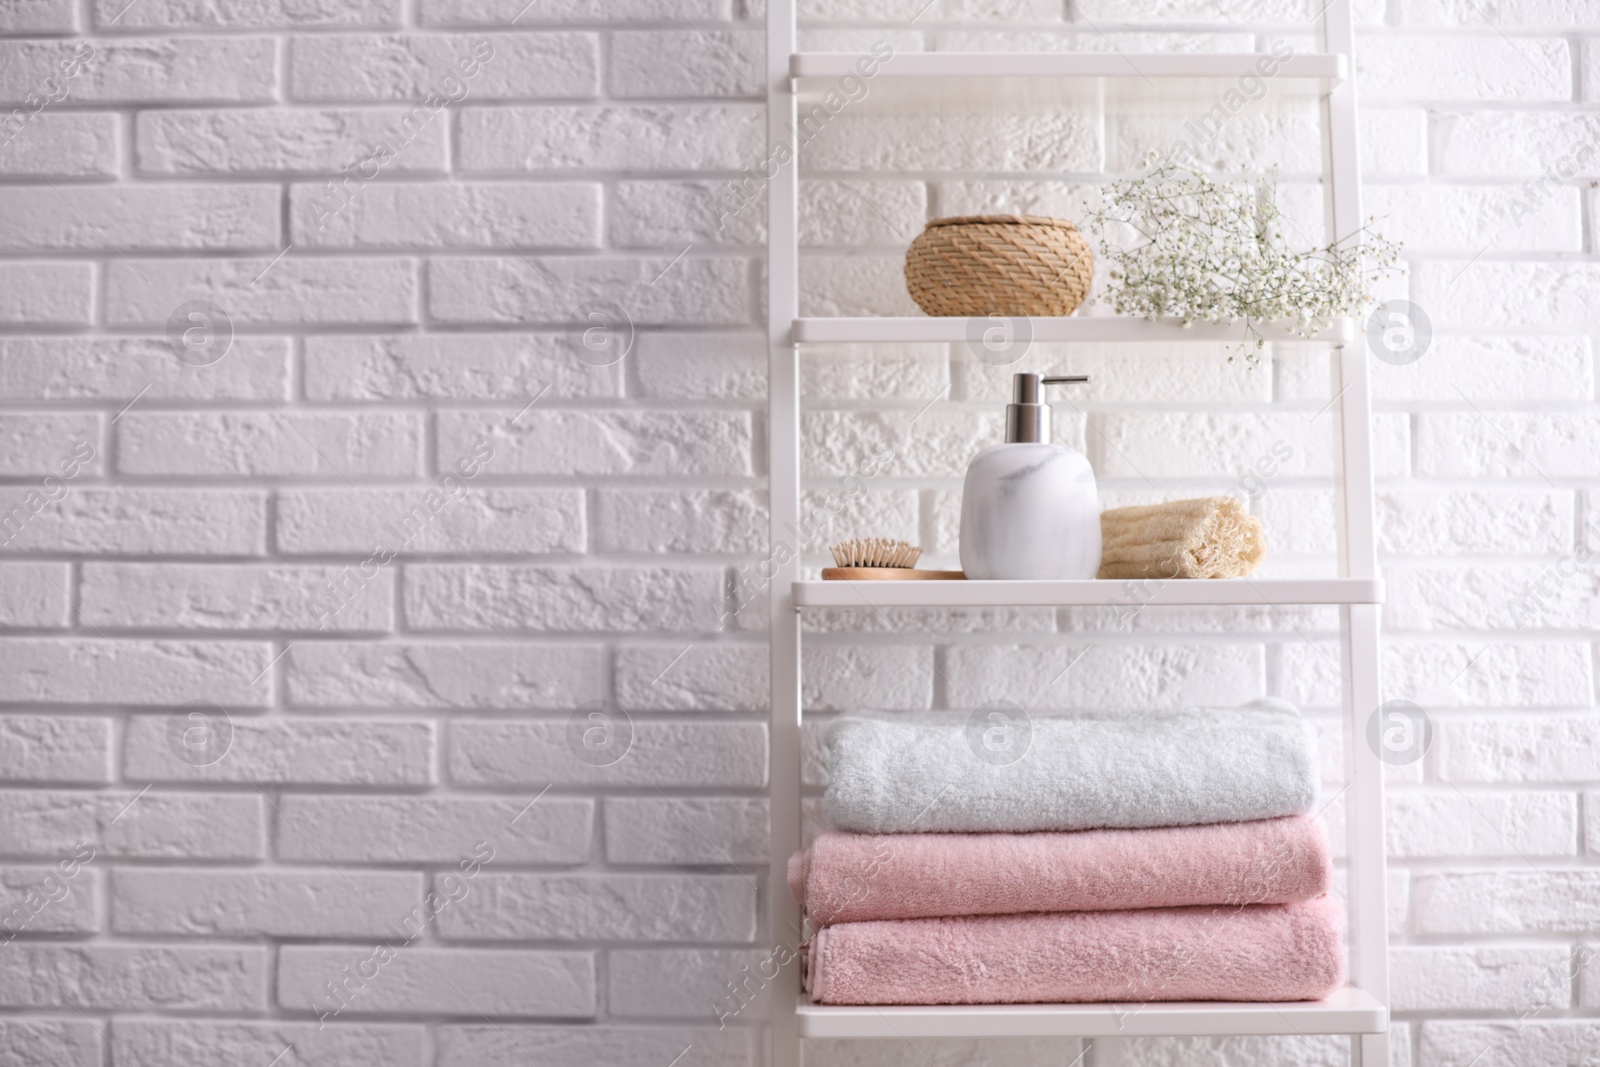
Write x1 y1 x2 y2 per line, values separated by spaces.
829 538 923 569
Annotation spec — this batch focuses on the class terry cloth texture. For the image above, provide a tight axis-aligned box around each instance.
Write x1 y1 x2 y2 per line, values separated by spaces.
823 699 1319 834
1097 495 1267 579
790 815 1332 925
805 896 1345 1005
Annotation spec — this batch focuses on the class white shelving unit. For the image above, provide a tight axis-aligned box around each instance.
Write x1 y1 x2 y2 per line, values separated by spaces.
765 2 1389 1065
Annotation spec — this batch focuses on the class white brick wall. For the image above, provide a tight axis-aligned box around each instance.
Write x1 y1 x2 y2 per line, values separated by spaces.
0 2 1592 1066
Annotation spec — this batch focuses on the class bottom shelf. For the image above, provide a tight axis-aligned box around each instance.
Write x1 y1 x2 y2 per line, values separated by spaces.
795 987 1387 1038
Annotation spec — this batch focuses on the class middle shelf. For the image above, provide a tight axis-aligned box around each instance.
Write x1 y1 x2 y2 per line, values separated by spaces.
792 316 1357 346
793 577 1383 609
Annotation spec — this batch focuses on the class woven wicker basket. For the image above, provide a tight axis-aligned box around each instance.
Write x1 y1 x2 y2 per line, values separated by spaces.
904 215 1094 317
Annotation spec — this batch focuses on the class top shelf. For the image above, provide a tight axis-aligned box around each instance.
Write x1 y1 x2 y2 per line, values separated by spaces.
792 51 1346 112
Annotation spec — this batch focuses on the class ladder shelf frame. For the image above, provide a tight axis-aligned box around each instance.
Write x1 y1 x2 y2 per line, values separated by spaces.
765 1 1389 1063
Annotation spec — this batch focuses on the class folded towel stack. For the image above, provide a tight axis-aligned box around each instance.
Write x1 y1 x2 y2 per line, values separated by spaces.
794 699 1344 1007
1098 495 1266 579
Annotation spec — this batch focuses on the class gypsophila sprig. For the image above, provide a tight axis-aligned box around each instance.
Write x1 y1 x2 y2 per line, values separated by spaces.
1082 155 1401 364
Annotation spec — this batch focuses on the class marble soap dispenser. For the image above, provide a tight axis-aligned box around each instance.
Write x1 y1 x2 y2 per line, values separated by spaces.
959 373 1101 580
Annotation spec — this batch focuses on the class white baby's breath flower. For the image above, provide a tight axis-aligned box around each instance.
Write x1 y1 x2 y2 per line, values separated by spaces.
1083 162 1402 364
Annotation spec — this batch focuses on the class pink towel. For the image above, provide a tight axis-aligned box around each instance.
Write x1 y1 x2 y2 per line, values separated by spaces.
805 896 1345 1005
790 816 1331 925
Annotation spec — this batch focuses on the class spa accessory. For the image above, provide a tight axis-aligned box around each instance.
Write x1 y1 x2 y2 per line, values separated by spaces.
790 816 1332 926
904 215 1094 317
959 373 1101 580
831 538 921 569
823 538 964 581
824 699 1317 834
804 896 1345 1006
1098 495 1267 580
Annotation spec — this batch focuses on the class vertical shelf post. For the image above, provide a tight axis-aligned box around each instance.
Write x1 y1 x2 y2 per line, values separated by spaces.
1335 335 1390 1067
1324 0 1390 1058
767 0 803 1065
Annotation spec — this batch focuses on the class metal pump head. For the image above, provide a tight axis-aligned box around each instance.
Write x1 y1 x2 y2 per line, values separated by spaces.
1004 373 1090 443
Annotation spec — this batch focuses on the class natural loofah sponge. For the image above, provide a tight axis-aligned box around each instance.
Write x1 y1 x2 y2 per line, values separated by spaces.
1097 495 1266 580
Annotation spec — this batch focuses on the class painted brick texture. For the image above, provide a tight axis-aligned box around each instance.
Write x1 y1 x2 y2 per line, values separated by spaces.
0 3 1590 1067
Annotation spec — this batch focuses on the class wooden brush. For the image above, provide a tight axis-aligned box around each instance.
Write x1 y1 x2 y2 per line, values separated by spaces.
823 538 964 581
